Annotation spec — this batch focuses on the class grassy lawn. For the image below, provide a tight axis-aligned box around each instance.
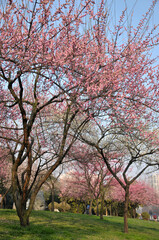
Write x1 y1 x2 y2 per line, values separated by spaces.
0 210 159 240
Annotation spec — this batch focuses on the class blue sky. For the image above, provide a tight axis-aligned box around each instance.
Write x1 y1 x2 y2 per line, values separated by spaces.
103 0 159 59
109 0 159 27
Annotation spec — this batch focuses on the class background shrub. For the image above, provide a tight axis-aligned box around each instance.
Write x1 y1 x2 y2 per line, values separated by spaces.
48 202 60 211
141 212 150 220
58 201 71 212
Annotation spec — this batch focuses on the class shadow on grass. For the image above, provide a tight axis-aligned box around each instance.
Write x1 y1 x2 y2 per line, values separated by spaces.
1 219 102 240
0 209 16 215
0 211 107 240
96 217 124 232
0 210 159 240
128 218 159 232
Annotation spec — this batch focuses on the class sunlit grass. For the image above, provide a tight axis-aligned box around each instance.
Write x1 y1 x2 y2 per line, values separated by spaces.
0 210 159 240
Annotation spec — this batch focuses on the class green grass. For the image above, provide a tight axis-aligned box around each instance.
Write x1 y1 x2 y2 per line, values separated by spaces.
0 210 159 240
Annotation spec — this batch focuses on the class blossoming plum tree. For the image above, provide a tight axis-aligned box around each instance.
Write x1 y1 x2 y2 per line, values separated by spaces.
111 180 159 218
112 180 159 206
0 0 159 231
0 0 107 226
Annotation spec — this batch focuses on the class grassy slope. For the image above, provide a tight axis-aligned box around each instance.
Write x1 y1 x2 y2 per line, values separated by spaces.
0 210 159 240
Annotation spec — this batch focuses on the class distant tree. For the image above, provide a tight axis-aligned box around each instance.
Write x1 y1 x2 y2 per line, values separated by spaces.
60 144 115 219
0 148 8 187
42 166 63 211
111 180 159 217
0 147 12 208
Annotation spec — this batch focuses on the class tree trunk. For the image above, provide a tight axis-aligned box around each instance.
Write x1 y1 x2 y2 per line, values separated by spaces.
77 201 80 213
100 194 104 220
89 200 92 215
51 185 55 212
105 206 108 216
84 200 87 213
1 187 12 209
109 205 112 216
15 199 30 227
13 186 38 227
115 208 118 216
19 214 30 226
96 199 99 216
124 186 130 233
